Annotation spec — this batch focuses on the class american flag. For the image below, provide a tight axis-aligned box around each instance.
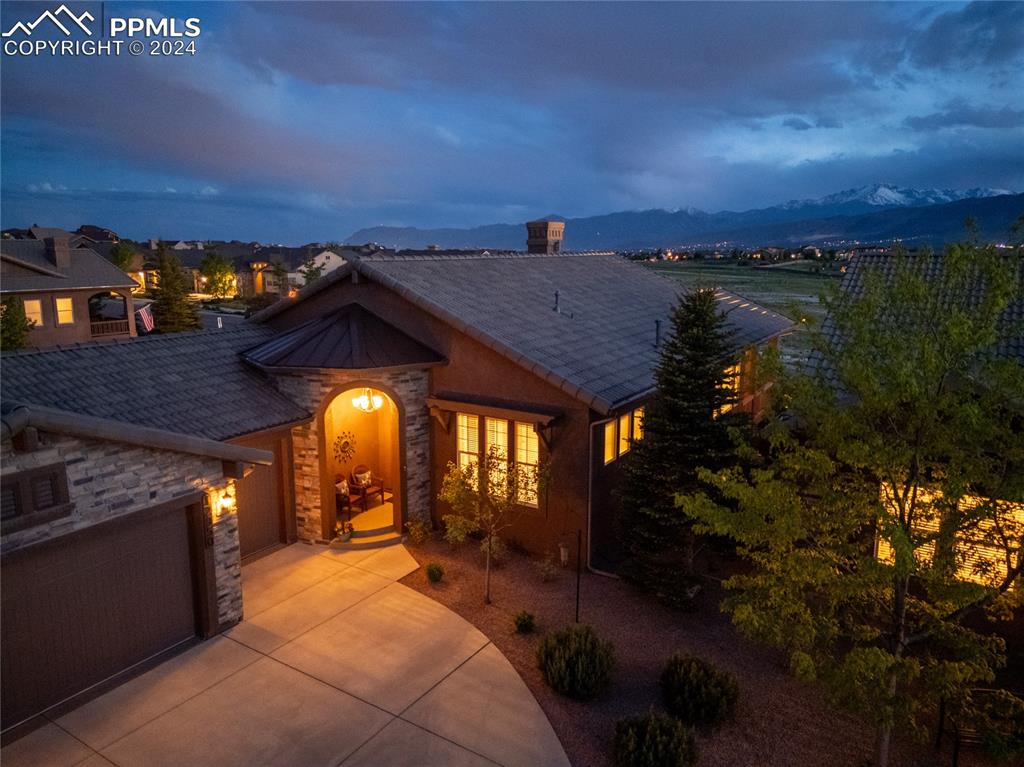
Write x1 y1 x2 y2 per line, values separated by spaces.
135 304 155 333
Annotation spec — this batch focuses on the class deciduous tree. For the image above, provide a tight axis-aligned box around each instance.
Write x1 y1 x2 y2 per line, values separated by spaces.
199 251 236 298
681 244 1024 766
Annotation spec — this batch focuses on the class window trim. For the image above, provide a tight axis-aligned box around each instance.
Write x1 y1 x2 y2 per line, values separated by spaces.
515 421 540 507
456 412 544 508
54 296 75 326
22 298 43 327
1 463 73 535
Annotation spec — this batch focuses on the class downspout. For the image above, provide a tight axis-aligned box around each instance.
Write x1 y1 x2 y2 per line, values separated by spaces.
587 417 620 579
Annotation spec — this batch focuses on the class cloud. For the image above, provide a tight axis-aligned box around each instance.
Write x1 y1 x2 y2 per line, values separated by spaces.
815 116 843 129
909 1 1024 71
200 186 220 196
904 100 1024 131
783 118 813 131
26 181 66 193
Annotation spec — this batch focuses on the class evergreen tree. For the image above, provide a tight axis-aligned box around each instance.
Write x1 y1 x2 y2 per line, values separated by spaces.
1 296 35 351
299 255 325 285
618 287 737 602
151 245 201 333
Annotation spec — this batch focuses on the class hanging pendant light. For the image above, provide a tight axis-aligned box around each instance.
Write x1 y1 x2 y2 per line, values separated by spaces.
351 387 383 413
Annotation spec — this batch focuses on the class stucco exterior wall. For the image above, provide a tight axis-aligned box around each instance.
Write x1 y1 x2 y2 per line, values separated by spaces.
0 432 242 627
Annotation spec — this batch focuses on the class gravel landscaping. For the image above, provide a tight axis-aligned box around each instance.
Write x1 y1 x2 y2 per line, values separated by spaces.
400 537 993 767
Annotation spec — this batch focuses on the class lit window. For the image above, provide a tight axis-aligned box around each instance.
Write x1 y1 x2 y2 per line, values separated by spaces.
23 299 42 326
456 413 479 484
717 363 742 416
632 407 645 441
55 297 74 325
485 417 509 494
515 422 539 506
618 413 631 456
603 421 616 465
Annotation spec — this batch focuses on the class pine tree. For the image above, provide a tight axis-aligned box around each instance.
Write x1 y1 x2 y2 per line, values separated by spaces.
1 296 35 351
618 287 737 603
151 245 201 333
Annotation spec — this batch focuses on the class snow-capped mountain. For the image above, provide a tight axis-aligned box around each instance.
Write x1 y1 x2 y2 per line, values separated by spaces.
777 183 1012 211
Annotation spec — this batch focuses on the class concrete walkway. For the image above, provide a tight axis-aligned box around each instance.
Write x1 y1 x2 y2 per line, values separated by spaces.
2 544 570 767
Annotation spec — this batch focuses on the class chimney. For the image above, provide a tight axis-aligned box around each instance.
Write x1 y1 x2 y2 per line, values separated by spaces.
526 220 565 254
45 237 71 269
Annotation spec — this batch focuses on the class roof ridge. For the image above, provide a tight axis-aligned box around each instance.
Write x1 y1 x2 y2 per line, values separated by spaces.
365 250 616 263
0 322 263 358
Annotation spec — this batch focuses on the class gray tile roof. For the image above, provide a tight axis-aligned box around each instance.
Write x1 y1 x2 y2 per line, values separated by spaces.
1 325 310 441
814 252 1024 374
354 253 792 412
0 240 138 294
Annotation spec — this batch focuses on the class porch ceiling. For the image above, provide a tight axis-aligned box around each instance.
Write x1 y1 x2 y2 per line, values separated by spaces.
242 303 445 372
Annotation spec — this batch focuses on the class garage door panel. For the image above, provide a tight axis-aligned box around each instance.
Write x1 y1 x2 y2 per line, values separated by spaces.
235 437 284 558
1 504 197 730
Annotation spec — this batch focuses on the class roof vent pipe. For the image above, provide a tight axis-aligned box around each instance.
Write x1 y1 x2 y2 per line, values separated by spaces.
654 319 662 348
554 290 560 313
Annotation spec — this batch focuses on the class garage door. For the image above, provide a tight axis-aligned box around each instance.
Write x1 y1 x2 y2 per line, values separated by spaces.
1 503 198 730
235 438 284 559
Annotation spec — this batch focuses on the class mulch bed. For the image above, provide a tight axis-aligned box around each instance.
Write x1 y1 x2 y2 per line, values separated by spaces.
400 537 990 767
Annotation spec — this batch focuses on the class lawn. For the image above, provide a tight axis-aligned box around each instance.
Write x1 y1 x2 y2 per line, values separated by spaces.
400 539 991 767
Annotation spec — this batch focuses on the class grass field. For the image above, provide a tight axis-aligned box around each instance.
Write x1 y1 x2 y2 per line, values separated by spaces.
646 260 839 320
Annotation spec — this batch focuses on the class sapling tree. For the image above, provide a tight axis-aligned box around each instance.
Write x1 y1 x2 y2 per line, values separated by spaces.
680 243 1024 766
439 443 544 604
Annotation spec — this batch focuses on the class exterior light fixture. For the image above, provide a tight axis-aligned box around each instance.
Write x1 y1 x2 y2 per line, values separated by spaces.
351 387 383 413
208 483 237 521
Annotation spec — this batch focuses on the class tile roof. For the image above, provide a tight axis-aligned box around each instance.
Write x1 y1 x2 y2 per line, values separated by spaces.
350 252 792 412
243 303 445 371
814 252 1024 373
0 325 310 441
0 240 138 293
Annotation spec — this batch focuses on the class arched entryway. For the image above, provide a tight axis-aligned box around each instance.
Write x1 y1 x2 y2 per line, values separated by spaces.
321 385 403 538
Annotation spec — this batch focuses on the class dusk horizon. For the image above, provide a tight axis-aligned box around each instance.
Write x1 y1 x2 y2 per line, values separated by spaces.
2 1 1022 243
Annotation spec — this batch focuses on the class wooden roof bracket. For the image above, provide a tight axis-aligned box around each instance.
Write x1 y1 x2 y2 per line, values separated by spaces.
429 405 452 433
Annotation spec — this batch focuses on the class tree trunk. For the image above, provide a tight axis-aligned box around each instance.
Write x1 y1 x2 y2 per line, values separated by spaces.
874 719 892 767
484 534 492 604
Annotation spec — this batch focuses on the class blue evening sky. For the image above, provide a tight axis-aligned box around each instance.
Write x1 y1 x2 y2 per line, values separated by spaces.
1 1 1021 243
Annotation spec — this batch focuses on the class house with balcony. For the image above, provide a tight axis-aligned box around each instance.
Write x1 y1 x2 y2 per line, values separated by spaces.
0 235 139 347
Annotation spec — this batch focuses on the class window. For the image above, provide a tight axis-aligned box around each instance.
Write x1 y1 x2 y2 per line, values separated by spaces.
485 417 509 494
618 413 631 456
55 297 74 325
515 422 539 506
456 413 480 479
23 299 42 326
717 362 742 416
1 463 72 534
603 421 616 465
632 407 645 442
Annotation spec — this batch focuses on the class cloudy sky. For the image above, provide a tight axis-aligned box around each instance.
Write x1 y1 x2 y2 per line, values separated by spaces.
1 1 1021 243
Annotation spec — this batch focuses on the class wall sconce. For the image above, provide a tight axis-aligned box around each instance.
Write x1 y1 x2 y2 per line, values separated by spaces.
209 482 237 520
351 387 383 413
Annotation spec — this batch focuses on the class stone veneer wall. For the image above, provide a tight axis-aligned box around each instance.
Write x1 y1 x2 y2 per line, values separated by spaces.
273 368 431 542
0 432 243 628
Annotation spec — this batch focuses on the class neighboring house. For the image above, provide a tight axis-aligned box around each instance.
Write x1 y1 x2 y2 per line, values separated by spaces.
820 253 1024 589
0 235 140 347
0 224 790 731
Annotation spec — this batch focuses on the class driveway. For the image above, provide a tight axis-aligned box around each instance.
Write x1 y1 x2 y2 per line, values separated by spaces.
2 544 570 767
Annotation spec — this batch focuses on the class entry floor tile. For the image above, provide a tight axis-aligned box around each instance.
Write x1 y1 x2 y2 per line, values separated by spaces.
228 567 391 654
102 657 391 767
341 718 497 767
242 546 348 617
0 722 94 767
272 583 489 714
353 544 420 580
404 643 572 767
57 636 260 750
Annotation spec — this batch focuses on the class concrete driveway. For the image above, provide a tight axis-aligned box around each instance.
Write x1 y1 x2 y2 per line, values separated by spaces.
2 544 570 767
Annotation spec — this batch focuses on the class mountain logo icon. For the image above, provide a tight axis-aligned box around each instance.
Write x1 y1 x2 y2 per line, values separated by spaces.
2 4 94 37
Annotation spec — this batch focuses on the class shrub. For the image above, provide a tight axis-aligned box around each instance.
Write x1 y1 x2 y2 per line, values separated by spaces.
514 611 536 634
535 553 560 582
537 624 615 699
442 514 476 546
660 654 739 729
405 519 431 545
425 563 444 583
613 711 698 767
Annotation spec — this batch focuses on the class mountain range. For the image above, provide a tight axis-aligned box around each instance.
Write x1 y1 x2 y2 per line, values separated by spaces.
347 184 1023 250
